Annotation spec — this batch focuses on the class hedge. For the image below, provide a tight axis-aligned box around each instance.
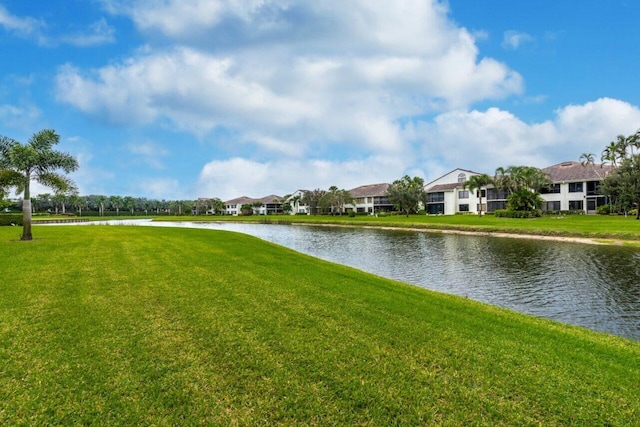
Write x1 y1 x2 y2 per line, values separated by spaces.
0 214 23 226
493 209 543 218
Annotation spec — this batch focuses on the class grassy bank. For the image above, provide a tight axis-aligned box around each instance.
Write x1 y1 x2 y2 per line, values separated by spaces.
150 213 640 243
1 225 639 424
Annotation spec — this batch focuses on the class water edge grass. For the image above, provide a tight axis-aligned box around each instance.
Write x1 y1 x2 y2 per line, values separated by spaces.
1 225 639 425
153 213 640 243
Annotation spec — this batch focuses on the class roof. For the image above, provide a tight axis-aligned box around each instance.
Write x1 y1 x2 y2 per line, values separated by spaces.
225 196 255 205
225 195 283 205
348 183 390 198
426 183 460 192
541 161 613 182
256 195 282 204
424 168 482 188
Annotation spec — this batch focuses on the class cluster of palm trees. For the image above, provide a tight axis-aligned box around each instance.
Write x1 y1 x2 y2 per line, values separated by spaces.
580 129 640 168
26 193 227 217
582 128 640 218
288 186 354 216
462 166 552 215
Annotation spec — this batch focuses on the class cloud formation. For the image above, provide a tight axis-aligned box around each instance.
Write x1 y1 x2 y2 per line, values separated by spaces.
502 30 534 50
45 1 640 199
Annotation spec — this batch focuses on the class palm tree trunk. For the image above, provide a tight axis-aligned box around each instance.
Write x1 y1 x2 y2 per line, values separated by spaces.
21 190 33 241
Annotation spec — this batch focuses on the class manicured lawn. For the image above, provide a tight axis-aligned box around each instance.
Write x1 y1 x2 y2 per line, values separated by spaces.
1 225 639 425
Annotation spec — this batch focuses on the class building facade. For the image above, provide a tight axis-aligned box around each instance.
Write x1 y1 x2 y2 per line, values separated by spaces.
346 183 395 214
424 169 483 215
424 162 612 215
540 162 613 214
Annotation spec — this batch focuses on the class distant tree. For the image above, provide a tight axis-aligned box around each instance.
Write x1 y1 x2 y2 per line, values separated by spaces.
240 203 254 216
579 152 595 166
462 174 493 216
599 128 640 218
109 195 123 216
123 196 136 215
70 194 86 216
0 129 78 240
602 156 640 218
493 166 550 212
210 198 225 215
302 189 326 215
387 175 426 217
320 186 353 215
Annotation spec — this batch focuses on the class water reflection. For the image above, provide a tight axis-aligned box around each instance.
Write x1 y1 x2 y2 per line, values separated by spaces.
73 220 640 340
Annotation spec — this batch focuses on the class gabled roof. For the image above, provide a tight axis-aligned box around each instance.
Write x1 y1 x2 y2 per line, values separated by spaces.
426 183 460 192
348 183 390 198
424 168 482 188
257 195 282 204
541 161 613 182
225 195 283 205
225 196 255 205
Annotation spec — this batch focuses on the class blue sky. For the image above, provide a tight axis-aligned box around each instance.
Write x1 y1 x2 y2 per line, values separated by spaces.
1 0 639 201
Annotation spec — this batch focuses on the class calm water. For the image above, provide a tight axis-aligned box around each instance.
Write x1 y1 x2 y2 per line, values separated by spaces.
80 220 640 341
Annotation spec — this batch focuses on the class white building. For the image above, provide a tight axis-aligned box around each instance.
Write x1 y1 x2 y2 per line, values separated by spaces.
424 169 483 215
540 161 613 213
224 195 283 216
346 183 394 214
424 162 613 215
285 190 310 215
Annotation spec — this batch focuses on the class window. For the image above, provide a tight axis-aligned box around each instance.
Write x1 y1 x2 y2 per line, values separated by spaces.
458 190 469 199
569 200 584 211
544 201 561 211
487 188 509 200
569 182 583 193
457 173 466 183
459 204 469 212
487 201 506 212
426 203 444 214
587 181 601 196
477 189 486 198
427 192 444 203
540 184 560 194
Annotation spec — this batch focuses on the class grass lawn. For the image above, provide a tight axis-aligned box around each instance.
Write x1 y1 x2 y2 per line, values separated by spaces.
1 225 639 425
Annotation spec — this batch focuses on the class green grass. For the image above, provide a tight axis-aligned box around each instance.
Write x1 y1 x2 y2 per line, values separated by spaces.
154 213 640 242
2 225 639 425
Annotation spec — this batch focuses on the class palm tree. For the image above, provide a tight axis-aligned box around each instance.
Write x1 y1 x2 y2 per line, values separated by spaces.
0 130 78 240
463 174 493 216
579 152 595 166
579 152 602 179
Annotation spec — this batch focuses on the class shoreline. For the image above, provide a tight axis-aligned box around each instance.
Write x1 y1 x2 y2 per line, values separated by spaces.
290 221 621 246
38 216 635 246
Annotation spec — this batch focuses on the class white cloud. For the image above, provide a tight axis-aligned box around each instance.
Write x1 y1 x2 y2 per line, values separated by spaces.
132 177 183 200
0 5 45 37
127 141 170 169
57 1 523 160
0 5 114 47
197 156 405 200
60 18 116 47
0 104 41 131
502 30 534 50
410 98 640 183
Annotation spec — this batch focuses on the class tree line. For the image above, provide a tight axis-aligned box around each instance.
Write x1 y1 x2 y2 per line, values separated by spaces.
4 127 640 241
582 128 640 218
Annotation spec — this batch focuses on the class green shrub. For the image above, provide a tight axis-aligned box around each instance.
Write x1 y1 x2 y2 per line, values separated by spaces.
597 205 611 215
348 211 356 217
494 209 542 218
543 210 585 216
0 214 22 226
